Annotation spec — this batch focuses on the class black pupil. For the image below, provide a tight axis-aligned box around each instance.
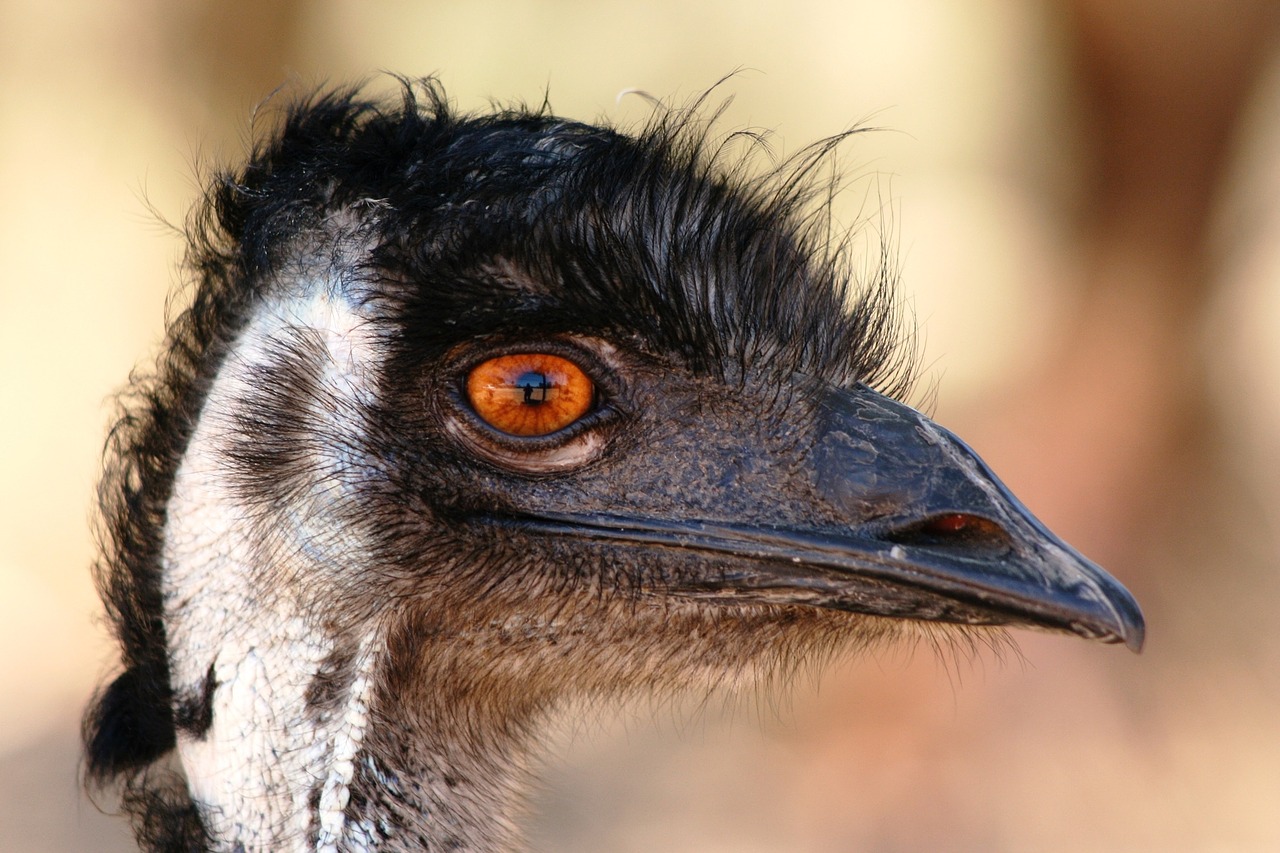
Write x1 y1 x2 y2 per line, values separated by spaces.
516 371 552 404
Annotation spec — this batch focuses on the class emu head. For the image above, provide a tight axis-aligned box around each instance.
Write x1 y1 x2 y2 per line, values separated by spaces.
85 81 1143 852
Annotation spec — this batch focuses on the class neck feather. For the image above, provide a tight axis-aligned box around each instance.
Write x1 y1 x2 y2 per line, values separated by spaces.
162 278 528 851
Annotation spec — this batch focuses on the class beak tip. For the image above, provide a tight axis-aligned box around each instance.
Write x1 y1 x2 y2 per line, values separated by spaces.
1118 602 1146 654
1098 581 1146 653
1108 618 1145 653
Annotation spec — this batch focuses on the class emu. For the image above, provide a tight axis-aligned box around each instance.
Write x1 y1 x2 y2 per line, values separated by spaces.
84 80 1144 852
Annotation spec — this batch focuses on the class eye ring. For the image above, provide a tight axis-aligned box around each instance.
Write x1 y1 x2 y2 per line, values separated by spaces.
465 353 596 437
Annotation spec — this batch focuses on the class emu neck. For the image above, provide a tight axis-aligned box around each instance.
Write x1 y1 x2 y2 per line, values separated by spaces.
161 281 530 851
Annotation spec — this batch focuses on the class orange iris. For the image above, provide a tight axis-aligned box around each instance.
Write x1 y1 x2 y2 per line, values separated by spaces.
466 353 595 436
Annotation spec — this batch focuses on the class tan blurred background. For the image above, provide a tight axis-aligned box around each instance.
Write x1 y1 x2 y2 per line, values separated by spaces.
3 1 1278 850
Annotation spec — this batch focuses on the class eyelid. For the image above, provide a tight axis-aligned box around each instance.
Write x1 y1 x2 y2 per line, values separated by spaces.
453 337 621 395
443 416 608 473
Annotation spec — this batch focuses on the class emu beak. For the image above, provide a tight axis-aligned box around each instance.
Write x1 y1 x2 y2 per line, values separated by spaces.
522 385 1145 652
801 386 1145 650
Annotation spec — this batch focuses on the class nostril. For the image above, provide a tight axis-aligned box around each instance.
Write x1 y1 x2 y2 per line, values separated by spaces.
883 512 1012 553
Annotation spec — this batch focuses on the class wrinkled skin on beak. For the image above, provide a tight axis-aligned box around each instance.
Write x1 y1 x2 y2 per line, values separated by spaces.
505 381 1144 652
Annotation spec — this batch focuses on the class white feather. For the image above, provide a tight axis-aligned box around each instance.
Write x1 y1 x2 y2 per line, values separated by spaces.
164 271 386 852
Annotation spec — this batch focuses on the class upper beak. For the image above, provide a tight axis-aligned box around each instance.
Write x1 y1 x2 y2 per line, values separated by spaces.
515 384 1145 652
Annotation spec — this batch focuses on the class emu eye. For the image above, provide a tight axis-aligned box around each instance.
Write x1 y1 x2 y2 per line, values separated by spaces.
466 353 595 436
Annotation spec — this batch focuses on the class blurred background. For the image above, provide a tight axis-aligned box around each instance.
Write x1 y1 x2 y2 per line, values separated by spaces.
3 0 1278 850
